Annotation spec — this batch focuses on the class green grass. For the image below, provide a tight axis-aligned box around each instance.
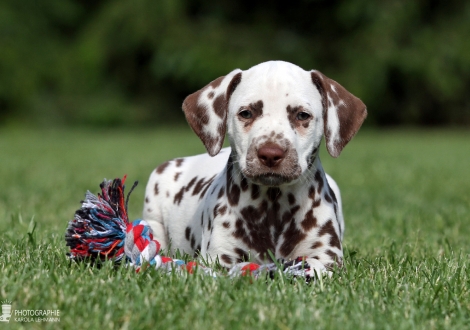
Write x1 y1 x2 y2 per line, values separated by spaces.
0 127 469 330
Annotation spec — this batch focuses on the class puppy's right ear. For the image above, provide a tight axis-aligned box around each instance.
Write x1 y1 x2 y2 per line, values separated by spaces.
182 69 242 156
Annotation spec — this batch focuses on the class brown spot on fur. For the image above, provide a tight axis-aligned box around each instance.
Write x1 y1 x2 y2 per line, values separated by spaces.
209 76 225 89
145 197 149 203
251 184 260 200
227 72 242 97
192 177 207 195
166 191 170 198
147 208 152 213
308 186 316 199
175 158 184 167
174 177 199 204
329 235 341 250
185 226 191 241
281 205 300 226
208 91 215 99
287 193 296 205
307 147 318 169
218 205 227 216
286 105 313 131
328 185 338 204
218 187 225 199
226 157 241 206
232 219 246 239
190 234 195 249
311 241 323 250
186 176 197 191
280 222 307 257
239 100 264 129
324 192 332 203
154 183 159 195
241 176 249 191
325 250 343 268
199 176 216 199
172 186 187 204
213 94 225 119
198 133 219 156
240 205 261 223
315 170 324 194
318 220 341 249
234 248 249 262
301 211 317 231
318 220 334 236
222 221 230 229
174 172 181 181
207 216 212 231
156 161 170 174
267 187 281 202
213 204 220 219
221 254 232 265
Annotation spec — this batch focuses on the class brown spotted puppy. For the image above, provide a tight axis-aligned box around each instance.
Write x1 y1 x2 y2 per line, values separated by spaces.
143 61 366 274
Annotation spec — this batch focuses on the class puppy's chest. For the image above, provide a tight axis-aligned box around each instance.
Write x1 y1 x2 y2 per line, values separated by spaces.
203 183 336 259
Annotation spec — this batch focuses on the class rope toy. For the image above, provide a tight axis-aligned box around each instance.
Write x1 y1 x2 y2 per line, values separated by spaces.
65 176 322 280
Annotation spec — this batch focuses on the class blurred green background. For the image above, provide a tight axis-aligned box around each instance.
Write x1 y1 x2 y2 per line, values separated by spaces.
1 0 469 128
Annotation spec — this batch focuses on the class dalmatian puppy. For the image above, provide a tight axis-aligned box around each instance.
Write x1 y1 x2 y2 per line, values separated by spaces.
143 61 366 274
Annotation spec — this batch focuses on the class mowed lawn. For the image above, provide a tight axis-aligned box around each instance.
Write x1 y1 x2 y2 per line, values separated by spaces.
0 127 469 330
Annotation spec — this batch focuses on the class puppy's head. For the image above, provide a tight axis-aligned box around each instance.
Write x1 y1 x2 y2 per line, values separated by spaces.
183 61 366 186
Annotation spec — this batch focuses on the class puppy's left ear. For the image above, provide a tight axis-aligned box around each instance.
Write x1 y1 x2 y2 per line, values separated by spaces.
183 69 242 156
311 70 367 158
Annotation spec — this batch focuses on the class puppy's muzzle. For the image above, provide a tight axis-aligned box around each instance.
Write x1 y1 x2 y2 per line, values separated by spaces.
257 143 286 168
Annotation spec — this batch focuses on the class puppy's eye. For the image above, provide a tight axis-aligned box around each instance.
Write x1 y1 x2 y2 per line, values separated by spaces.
296 112 311 121
238 110 253 119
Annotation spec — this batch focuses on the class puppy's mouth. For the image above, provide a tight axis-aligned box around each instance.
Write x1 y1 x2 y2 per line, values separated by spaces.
245 173 297 187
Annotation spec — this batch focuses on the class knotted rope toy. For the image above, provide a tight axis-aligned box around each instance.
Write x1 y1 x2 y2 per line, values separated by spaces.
65 176 323 280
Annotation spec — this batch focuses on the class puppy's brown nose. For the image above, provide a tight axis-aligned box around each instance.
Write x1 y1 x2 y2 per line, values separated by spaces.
257 143 286 168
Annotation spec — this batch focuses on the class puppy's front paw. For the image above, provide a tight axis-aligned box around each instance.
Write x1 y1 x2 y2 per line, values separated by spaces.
305 258 333 279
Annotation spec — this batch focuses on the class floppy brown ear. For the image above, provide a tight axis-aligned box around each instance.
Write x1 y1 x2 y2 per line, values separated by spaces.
182 69 242 156
311 70 367 158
